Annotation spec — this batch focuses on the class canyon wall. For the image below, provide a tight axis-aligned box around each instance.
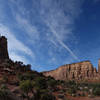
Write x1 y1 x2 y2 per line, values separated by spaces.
43 60 100 81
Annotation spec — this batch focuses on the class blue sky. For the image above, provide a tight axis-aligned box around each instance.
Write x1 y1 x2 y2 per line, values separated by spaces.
0 0 100 72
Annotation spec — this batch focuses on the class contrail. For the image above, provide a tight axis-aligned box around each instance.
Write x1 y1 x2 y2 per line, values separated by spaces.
57 39 79 61
47 22 80 61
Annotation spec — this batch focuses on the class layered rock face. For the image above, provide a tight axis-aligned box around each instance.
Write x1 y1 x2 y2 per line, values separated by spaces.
43 61 100 81
98 59 100 74
0 36 9 60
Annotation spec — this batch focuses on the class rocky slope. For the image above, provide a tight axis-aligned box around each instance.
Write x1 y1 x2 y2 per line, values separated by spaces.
0 36 56 100
43 60 100 81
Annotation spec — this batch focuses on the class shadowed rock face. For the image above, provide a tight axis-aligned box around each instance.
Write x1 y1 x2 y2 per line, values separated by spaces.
43 61 100 81
0 36 9 60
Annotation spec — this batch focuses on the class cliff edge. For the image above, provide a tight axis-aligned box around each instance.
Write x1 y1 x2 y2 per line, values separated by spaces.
43 60 100 81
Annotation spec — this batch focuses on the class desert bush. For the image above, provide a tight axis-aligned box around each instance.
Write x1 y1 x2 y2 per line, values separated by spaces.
0 89 8 99
17 72 36 81
34 77 47 89
0 84 10 100
47 78 57 88
40 93 56 100
2 75 8 83
93 88 100 96
68 88 76 95
20 80 33 100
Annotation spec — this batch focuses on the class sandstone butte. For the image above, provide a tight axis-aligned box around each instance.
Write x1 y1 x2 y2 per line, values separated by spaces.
43 59 100 81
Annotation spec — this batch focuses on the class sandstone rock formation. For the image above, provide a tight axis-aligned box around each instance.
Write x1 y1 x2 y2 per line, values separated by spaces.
0 35 100 82
43 61 100 81
98 59 100 74
0 36 9 60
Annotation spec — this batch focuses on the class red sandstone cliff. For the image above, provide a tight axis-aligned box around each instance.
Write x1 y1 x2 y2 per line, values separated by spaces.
43 60 100 81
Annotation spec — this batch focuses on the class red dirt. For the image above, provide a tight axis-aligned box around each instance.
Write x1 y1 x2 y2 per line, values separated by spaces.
67 96 100 100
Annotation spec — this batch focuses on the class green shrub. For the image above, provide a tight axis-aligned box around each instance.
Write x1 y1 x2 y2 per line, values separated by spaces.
20 80 33 100
47 79 57 87
0 84 8 90
40 93 56 100
0 85 10 100
68 88 76 94
17 72 36 81
93 88 100 96
35 77 47 89
2 76 8 83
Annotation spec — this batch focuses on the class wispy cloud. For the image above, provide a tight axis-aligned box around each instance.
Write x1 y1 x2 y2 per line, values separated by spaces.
10 52 29 64
40 0 83 61
8 0 40 42
15 14 39 42
0 0 84 71
46 22 79 61
0 23 35 63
